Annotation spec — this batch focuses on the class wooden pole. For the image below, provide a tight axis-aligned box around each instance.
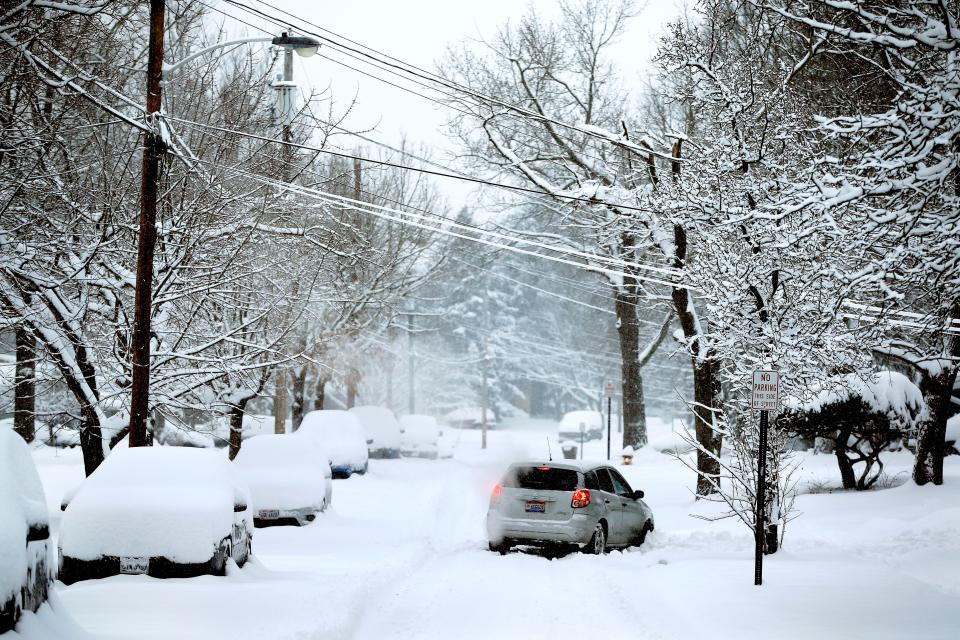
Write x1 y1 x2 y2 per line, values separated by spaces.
129 0 166 448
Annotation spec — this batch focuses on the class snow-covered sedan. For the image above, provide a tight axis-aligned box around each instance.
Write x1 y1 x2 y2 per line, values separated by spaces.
58 447 252 584
0 429 52 633
558 410 604 442
235 434 332 526
399 414 441 459
296 410 370 478
487 461 654 554
349 406 402 458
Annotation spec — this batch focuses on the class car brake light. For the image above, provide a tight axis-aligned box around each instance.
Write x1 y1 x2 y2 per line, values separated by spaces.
536 466 551 471
571 488 591 508
491 484 502 505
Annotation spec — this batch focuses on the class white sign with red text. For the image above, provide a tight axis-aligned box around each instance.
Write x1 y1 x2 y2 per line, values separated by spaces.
751 370 779 411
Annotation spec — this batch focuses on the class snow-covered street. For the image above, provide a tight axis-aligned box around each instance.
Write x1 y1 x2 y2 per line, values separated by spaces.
13 419 959 640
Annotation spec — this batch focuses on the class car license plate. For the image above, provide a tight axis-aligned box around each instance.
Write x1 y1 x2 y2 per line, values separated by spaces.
258 509 280 519
525 501 546 513
120 556 149 574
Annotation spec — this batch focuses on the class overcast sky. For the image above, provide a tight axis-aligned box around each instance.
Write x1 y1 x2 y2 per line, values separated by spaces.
219 0 687 207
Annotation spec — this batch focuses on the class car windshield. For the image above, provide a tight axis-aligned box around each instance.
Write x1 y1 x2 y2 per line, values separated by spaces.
503 466 579 491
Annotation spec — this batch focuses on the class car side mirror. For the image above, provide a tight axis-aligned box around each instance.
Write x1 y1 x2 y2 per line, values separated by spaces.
632 490 644 500
366 438 374 445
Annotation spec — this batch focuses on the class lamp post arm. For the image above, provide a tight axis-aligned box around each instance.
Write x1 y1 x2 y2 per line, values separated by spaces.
161 37 274 77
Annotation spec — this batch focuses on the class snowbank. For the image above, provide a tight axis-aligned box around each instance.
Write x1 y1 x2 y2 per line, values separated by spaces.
59 447 250 563
235 435 331 512
0 430 49 603
295 411 369 473
349 406 402 452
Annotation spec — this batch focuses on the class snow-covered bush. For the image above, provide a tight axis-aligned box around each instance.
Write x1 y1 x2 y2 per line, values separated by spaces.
781 371 927 490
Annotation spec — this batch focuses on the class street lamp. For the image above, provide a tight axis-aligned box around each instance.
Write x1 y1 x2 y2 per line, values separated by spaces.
128 15 321 448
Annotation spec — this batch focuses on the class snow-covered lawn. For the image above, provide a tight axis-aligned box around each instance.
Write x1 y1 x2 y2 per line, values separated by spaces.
15 418 960 639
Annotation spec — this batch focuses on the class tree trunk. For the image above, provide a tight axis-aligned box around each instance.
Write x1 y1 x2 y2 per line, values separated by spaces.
835 428 857 490
615 286 646 448
13 325 36 443
913 362 959 486
228 398 249 461
346 368 359 409
671 221 723 496
290 364 309 431
691 356 722 496
78 406 105 477
314 374 329 412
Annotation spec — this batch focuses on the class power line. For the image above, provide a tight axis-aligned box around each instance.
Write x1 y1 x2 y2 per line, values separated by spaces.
167 116 689 283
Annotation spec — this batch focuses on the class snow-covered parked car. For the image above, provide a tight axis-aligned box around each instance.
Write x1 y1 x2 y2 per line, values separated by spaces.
58 447 252 584
399 414 441 459
295 410 370 478
0 430 52 633
349 406 402 458
558 410 604 442
235 434 333 527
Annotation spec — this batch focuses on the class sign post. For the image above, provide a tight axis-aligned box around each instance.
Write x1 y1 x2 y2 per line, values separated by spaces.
750 369 779 586
605 381 614 461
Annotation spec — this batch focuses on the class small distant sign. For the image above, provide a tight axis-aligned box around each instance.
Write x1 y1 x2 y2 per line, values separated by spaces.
751 370 779 411
604 381 615 398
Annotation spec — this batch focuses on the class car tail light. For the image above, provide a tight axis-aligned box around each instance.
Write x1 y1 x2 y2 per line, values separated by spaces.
571 489 591 508
491 484 502 506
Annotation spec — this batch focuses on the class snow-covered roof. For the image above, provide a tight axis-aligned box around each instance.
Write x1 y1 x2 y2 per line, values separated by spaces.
59 446 250 563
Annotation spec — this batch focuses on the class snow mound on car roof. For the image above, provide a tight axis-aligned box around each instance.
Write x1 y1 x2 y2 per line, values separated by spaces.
399 415 440 448
59 447 249 563
0 429 48 600
349 406 401 449
295 411 368 469
235 435 329 511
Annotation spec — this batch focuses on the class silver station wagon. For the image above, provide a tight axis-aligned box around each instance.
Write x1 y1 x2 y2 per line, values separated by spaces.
486 461 654 554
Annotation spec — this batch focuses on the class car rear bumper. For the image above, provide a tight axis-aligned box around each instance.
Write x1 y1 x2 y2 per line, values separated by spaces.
487 512 594 545
368 447 401 459
253 505 322 527
401 448 438 459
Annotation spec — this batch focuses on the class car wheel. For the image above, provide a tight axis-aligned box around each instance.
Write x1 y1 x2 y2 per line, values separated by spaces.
488 540 510 555
636 520 653 546
584 523 606 555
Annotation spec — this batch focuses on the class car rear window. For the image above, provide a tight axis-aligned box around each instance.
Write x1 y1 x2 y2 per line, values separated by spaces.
504 466 579 491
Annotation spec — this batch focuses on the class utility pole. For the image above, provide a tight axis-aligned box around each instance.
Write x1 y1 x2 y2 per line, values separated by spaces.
481 342 488 450
273 369 286 434
407 310 415 414
128 0 166 448
273 38 296 434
